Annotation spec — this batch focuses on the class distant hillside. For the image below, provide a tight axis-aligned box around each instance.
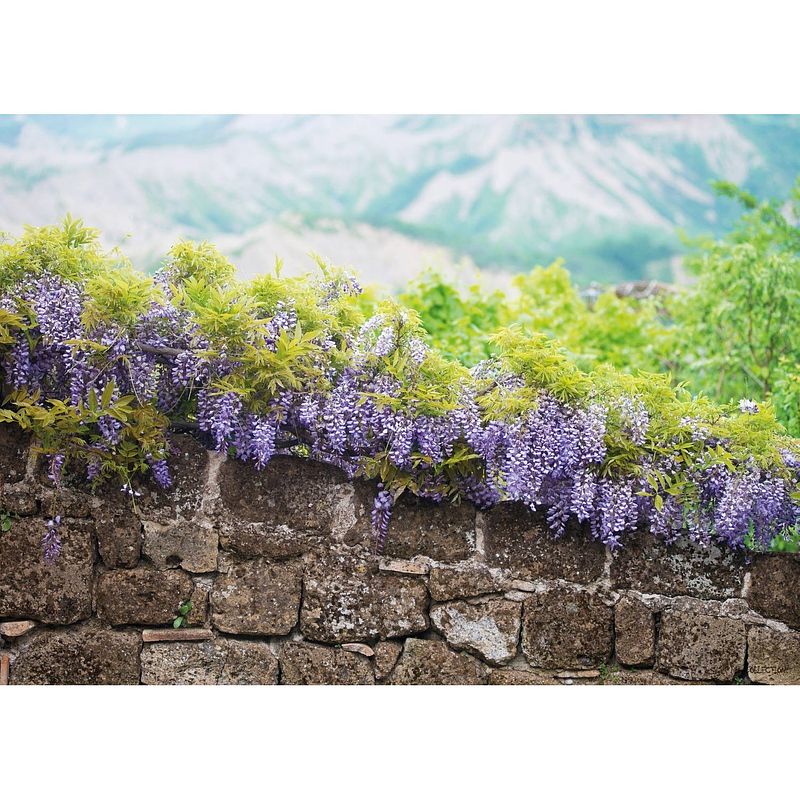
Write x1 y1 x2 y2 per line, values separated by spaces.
1 114 798 285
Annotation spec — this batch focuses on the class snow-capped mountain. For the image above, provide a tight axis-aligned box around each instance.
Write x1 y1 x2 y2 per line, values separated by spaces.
0 115 797 285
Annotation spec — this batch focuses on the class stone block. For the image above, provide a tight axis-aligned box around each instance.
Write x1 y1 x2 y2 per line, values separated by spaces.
0 424 30 484
747 626 800 685
218 520 321 560
280 642 374 685
0 620 36 638
10 625 141 684
92 491 142 568
138 434 209 522
374 641 403 681
378 558 429 576
484 503 605 583
39 487 91 518
611 530 745 600
487 669 560 685
429 561 502 602
141 628 213 642
96 567 194 626
300 550 428 644
141 638 278 684
216 456 368 547
143 518 218 573
657 609 746 682
614 595 655 667
601 669 697 685
187 581 209 626
0 481 38 515
381 494 474 561
210 557 302 636
747 554 800 629
389 638 488 684
431 599 521 665
521 588 613 669
0 516 94 624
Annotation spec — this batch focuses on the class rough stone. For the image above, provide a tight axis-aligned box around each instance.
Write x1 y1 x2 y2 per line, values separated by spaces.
521 588 614 669
508 580 540 592
382 493 475 561
747 626 800 685
747 554 800 629
211 557 301 636
96 567 195 626
0 516 94 624
300 551 429 644
187 581 209 626
216 456 368 548
488 669 560 685
0 620 36 638
431 599 521 665
280 642 374 685
142 628 213 642
10 625 141 684
141 638 279 684
218 520 323 560
39 487 91 518
374 641 403 681
92 490 142 568
0 424 30 484
138 434 209 522
557 668 601 678
601 669 697 685
389 638 488 685
341 642 375 657
378 558 430 576
657 609 746 682
611 530 746 600
429 561 502 602
0 481 37 515
143 518 218 573
484 503 605 583
615 595 655 667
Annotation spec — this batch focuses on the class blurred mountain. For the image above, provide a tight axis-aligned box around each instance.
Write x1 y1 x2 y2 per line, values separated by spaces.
0 114 798 285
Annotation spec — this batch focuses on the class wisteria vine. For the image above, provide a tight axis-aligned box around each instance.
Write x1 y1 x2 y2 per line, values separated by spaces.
1 220 799 561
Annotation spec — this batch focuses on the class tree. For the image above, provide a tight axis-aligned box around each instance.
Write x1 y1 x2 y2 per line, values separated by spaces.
672 178 800 434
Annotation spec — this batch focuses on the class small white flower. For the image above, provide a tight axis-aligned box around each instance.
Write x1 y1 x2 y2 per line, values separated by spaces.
738 399 759 415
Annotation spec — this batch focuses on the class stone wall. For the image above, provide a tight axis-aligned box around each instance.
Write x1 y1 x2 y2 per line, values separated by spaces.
1 426 799 685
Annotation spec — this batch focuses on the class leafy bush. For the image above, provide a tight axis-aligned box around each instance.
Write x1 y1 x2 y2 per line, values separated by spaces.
672 180 800 436
0 217 798 561
402 181 800 437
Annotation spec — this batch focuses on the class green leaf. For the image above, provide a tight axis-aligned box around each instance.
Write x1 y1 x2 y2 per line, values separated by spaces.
101 380 116 409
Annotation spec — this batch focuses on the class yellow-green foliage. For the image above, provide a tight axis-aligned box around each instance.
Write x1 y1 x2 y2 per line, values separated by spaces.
0 216 798 511
0 215 116 289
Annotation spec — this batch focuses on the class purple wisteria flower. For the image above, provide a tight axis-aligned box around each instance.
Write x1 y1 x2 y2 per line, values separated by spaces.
2 257 799 559
42 516 62 564
147 457 173 489
371 486 394 554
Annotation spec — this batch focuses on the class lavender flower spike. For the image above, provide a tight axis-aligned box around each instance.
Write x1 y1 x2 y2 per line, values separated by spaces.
371 485 394 554
42 516 62 564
